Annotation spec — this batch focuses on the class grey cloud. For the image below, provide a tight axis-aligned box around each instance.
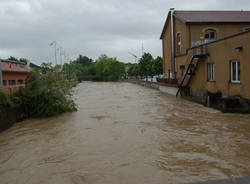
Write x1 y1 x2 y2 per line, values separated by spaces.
0 0 249 64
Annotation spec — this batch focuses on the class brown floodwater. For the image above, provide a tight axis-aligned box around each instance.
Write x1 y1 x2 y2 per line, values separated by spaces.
0 82 250 184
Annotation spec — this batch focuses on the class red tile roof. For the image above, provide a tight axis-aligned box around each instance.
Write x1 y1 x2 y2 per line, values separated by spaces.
174 11 250 23
1 61 31 73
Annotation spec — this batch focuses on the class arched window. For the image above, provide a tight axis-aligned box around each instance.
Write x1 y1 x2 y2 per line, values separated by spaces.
205 29 216 42
177 33 181 54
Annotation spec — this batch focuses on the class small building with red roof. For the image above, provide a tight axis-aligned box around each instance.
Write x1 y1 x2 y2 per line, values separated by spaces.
0 59 31 93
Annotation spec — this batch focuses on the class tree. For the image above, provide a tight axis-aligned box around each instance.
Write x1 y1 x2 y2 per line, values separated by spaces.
95 54 125 81
76 55 93 67
153 56 163 76
40 62 54 74
138 53 154 81
127 64 139 77
19 58 28 65
8 56 18 61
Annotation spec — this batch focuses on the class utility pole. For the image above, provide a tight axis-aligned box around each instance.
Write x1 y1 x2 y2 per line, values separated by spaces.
0 59 3 89
58 47 63 66
142 42 144 56
50 41 57 66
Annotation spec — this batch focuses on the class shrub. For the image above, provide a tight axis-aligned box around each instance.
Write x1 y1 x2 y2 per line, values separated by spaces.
0 90 12 108
16 70 77 118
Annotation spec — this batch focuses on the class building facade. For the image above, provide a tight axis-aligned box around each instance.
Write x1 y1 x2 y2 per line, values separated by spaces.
160 9 250 102
1 60 31 93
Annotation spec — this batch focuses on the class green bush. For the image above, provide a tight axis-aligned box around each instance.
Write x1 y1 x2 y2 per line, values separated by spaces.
0 90 12 107
16 70 77 118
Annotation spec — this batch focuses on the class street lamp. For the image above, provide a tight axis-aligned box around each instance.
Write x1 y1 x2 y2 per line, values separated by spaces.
50 41 57 66
128 52 138 63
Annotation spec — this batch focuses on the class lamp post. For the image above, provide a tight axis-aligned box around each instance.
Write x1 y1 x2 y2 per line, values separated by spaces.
128 52 138 63
50 41 57 66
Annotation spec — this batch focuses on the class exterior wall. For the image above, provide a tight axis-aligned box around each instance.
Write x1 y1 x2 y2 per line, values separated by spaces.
2 72 29 93
189 32 250 99
189 23 250 44
162 17 172 74
174 18 189 55
161 12 250 99
162 18 250 77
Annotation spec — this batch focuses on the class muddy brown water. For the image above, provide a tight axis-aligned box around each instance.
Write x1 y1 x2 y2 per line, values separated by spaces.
0 82 250 184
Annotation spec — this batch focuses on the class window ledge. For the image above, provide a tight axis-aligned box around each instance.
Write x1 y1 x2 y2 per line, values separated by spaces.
207 80 216 83
230 80 241 84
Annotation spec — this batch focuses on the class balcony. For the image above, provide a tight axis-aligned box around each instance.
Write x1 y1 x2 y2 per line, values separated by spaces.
191 41 207 57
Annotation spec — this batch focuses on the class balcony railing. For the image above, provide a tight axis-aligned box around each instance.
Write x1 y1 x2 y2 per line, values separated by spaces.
191 41 207 57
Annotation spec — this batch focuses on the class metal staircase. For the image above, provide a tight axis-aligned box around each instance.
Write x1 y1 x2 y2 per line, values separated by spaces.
176 45 207 97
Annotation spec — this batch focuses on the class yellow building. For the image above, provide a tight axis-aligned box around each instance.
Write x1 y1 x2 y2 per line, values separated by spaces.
160 9 250 110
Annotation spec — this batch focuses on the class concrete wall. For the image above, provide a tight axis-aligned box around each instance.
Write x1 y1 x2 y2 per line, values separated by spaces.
126 80 178 96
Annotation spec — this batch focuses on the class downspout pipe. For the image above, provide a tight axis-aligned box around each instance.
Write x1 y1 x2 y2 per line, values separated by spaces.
170 8 175 79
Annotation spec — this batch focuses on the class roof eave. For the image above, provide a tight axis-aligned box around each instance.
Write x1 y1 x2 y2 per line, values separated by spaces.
160 12 171 39
186 21 250 23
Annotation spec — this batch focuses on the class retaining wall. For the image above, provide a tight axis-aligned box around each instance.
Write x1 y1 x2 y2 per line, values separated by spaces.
0 107 19 132
126 80 178 96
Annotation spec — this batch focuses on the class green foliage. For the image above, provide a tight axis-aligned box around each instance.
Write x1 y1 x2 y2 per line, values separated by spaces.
95 54 125 81
138 53 154 80
40 62 54 74
0 91 12 107
136 53 163 80
127 64 139 77
75 55 93 67
15 70 77 118
8 56 18 61
19 58 28 65
153 56 163 75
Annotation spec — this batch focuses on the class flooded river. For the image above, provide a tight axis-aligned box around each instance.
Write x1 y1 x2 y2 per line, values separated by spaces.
0 82 250 184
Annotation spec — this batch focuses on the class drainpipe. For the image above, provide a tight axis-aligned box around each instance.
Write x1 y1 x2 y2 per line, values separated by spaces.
170 8 175 79
0 59 3 90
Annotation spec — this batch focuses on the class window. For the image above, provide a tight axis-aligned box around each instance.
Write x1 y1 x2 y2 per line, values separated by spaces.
177 33 181 54
3 80 7 86
205 29 216 42
8 80 16 86
207 63 215 81
17 80 23 85
231 60 240 83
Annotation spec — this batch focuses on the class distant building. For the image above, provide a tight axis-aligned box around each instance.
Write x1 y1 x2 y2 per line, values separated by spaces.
0 59 31 93
160 9 250 103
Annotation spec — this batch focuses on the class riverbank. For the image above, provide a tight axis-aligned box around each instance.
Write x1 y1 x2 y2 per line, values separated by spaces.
125 79 178 96
0 79 78 133
126 79 250 113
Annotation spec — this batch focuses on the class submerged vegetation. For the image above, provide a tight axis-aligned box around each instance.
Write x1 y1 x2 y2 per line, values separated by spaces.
0 69 77 121
16 71 77 118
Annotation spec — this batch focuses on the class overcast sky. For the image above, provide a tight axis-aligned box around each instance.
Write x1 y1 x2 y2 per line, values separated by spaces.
0 0 249 65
